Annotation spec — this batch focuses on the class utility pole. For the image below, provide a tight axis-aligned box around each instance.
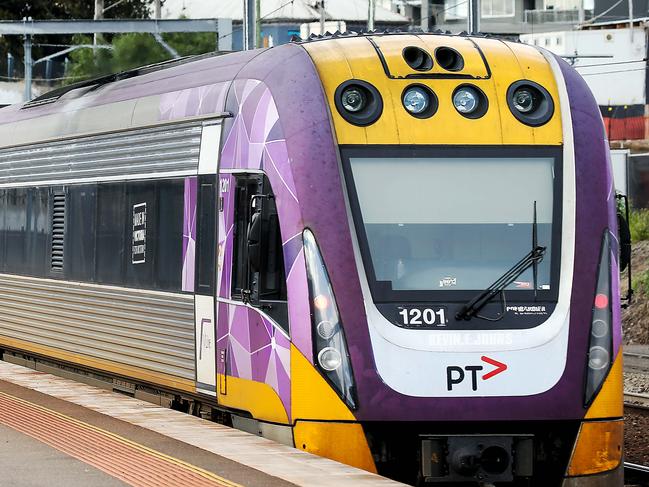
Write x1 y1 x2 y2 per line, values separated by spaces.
154 0 161 19
243 0 256 49
94 0 104 46
320 0 326 34
23 34 32 101
421 0 429 32
256 0 262 48
629 0 634 41
368 0 376 31
468 0 480 34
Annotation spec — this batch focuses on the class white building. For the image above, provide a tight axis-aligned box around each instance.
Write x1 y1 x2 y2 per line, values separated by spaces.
521 19 649 140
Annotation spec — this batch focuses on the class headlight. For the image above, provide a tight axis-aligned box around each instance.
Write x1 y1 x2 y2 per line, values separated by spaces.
452 85 488 119
512 88 535 113
303 229 358 409
341 87 366 113
334 80 383 127
402 84 438 118
506 80 554 127
584 231 614 405
318 347 342 371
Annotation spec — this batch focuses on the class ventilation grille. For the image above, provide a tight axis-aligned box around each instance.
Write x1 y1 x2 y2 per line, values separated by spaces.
51 194 65 271
0 121 204 186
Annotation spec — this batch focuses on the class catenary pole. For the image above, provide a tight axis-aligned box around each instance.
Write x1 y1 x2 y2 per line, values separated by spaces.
23 34 32 101
468 0 480 34
421 0 429 31
94 0 104 45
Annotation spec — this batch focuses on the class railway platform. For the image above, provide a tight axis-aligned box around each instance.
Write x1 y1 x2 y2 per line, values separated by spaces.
0 360 404 487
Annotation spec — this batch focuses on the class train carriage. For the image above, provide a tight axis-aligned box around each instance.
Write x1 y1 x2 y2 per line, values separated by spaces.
0 32 626 486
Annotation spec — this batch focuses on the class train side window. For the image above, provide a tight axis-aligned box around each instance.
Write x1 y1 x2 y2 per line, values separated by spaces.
231 174 288 333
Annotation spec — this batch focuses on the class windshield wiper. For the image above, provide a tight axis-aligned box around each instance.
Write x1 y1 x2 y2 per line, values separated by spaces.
455 202 546 321
455 245 546 321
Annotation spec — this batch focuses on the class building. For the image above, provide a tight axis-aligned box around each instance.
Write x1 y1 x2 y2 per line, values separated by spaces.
162 0 409 49
521 19 648 141
429 0 592 35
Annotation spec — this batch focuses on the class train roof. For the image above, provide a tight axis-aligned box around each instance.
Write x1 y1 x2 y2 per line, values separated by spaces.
0 32 553 149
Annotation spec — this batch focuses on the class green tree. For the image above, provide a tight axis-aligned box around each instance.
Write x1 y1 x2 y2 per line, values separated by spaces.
0 0 154 68
65 31 219 83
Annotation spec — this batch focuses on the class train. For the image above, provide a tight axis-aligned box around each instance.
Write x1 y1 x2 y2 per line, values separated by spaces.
0 32 628 486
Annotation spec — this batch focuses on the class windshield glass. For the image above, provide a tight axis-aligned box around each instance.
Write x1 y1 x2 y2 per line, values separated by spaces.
349 155 556 293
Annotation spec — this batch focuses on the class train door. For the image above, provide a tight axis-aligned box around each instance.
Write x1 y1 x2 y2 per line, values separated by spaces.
215 172 289 411
193 122 221 397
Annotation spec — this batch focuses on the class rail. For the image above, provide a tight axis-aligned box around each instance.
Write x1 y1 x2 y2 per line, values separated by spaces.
624 462 649 484
624 392 649 410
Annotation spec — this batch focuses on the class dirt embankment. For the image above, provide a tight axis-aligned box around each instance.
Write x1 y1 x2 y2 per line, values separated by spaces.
622 241 649 345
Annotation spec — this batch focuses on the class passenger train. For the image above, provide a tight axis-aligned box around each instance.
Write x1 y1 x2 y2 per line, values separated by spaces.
0 32 628 486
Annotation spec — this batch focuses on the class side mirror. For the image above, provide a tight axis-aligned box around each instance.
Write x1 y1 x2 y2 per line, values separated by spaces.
616 193 633 306
618 211 631 272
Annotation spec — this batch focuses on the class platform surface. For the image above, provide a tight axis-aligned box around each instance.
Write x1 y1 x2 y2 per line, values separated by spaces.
0 360 405 487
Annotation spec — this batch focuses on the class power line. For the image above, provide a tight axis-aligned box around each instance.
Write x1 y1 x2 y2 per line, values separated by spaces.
259 0 295 21
580 66 647 76
575 58 647 68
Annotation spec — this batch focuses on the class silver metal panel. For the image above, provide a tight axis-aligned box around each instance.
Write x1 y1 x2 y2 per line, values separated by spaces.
0 121 204 187
0 274 195 380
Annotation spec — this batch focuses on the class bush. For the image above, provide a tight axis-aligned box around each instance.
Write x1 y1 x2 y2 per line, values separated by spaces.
632 269 649 295
629 208 649 242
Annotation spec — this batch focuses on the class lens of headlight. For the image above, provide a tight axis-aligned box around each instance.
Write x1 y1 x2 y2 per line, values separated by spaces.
318 347 342 371
591 319 608 338
403 86 429 115
588 346 610 370
317 320 337 340
341 88 366 113
453 87 479 114
513 88 535 113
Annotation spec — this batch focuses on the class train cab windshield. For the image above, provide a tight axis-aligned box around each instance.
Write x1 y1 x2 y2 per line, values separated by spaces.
342 146 563 304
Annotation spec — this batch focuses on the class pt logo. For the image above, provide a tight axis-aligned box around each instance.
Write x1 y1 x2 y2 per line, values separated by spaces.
446 356 508 391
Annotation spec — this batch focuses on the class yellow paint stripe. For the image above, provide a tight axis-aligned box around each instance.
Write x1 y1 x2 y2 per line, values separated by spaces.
0 335 195 393
0 390 242 487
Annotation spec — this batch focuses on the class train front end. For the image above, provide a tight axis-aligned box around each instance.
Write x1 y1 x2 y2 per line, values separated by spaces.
296 34 623 486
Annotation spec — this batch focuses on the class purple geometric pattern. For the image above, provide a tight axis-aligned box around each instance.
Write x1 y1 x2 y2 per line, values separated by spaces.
159 81 230 120
157 75 308 420
182 177 197 292
217 302 291 416
216 79 312 420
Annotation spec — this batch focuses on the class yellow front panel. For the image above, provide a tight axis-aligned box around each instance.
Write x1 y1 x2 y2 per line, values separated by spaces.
290 345 356 421
302 34 563 146
294 421 377 473
585 351 624 419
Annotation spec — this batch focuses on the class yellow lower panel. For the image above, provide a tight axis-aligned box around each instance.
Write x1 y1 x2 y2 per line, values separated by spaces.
567 420 623 476
585 351 623 419
217 374 289 424
0 335 195 393
294 420 377 473
290 345 356 421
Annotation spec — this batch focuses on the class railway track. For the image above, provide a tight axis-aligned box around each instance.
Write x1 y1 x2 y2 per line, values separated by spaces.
625 392 649 411
623 350 649 375
625 461 649 485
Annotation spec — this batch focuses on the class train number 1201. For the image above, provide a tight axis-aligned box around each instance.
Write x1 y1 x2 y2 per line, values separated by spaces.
398 307 447 327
